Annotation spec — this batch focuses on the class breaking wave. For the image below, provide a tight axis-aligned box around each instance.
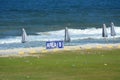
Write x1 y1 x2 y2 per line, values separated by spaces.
0 26 120 44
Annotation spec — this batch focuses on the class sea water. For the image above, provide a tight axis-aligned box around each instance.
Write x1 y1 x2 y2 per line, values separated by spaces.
0 0 120 50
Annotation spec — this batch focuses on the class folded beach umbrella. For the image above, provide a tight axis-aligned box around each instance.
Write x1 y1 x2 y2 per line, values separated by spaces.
64 27 71 42
110 22 116 36
102 24 108 37
21 28 27 43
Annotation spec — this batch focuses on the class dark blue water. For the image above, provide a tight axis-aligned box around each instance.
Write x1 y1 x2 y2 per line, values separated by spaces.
0 0 120 49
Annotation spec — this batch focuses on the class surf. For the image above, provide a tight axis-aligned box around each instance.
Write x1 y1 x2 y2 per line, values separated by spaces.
0 26 120 44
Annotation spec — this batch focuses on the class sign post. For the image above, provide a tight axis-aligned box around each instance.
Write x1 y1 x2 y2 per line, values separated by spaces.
46 41 64 49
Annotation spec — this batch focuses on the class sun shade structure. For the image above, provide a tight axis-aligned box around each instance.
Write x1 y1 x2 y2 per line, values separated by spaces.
64 27 71 42
110 22 116 36
21 28 27 43
102 24 108 37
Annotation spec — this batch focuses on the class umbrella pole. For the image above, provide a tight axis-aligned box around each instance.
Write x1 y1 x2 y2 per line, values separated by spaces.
113 36 115 40
112 36 116 43
105 37 108 43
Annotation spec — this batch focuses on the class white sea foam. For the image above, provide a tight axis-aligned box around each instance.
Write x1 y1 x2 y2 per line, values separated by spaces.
0 27 120 44
0 37 21 44
37 26 120 40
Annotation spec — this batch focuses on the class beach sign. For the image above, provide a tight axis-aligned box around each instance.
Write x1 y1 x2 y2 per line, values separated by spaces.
46 41 64 49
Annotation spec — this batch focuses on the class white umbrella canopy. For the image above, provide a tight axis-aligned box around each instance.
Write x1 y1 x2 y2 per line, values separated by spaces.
64 27 71 42
110 22 116 36
21 28 27 43
102 24 108 37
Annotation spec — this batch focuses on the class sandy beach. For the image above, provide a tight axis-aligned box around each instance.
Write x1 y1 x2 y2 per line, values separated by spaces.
0 43 120 57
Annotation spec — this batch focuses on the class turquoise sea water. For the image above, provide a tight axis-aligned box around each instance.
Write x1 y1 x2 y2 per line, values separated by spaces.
0 0 120 49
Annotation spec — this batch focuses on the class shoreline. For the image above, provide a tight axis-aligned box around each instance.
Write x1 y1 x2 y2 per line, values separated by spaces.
0 43 120 57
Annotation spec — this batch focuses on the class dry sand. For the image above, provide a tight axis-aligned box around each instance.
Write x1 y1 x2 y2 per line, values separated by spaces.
0 44 120 57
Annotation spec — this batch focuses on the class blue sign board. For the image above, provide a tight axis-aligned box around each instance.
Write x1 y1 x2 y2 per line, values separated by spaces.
46 41 64 49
